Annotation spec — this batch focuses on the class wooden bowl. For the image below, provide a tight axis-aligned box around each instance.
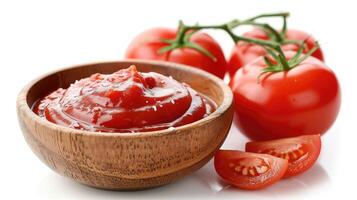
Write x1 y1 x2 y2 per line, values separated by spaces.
16 60 233 190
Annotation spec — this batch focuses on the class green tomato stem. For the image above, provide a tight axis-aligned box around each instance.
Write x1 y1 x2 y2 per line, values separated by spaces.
158 11 319 75
245 12 290 21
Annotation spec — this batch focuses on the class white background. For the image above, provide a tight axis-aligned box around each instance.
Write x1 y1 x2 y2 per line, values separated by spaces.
0 0 355 199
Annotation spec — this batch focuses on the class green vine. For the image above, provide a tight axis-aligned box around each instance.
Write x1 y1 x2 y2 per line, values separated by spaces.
159 12 290 59
158 12 319 80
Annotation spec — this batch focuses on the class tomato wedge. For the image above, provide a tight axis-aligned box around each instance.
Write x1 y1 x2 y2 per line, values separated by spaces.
246 135 321 177
214 150 288 190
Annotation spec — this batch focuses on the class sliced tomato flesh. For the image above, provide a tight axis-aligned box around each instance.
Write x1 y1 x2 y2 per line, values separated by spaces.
245 134 321 177
214 150 288 190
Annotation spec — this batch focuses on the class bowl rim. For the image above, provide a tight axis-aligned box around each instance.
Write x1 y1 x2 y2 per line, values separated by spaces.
17 59 233 138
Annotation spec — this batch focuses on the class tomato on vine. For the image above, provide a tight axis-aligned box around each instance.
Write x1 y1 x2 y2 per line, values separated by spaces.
125 13 340 142
125 27 227 79
125 12 292 79
230 47 340 140
228 28 323 77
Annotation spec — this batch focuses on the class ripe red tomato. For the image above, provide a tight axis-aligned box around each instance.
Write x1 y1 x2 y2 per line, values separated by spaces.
125 28 227 79
227 29 324 77
230 51 340 140
214 150 288 190
246 135 321 177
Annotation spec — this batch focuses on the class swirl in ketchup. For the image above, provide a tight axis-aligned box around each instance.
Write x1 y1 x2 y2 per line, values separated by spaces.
33 65 216 133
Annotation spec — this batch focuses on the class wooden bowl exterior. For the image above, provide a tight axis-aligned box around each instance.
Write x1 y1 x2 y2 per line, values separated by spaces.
16 60 233 190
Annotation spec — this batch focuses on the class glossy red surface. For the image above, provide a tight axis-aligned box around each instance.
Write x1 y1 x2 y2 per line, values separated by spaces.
34 65 216 133
230 52 340 140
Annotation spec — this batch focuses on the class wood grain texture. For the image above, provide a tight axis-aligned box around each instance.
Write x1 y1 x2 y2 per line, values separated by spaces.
16 60 234 190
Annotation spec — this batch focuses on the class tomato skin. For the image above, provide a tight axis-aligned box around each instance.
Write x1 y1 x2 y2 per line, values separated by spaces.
125 27 227 79
228 29 324 77
214 150 288 190
246 135 321 177
230 51 340 140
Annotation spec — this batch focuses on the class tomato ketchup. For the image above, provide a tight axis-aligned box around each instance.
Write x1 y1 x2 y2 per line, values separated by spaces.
33 65 216 133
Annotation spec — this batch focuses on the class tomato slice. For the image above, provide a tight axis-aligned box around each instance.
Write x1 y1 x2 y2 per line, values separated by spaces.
214 150 288 190
245 135 321 177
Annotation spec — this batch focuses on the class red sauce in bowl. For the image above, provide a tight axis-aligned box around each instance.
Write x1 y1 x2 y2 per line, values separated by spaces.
33 65 216 133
